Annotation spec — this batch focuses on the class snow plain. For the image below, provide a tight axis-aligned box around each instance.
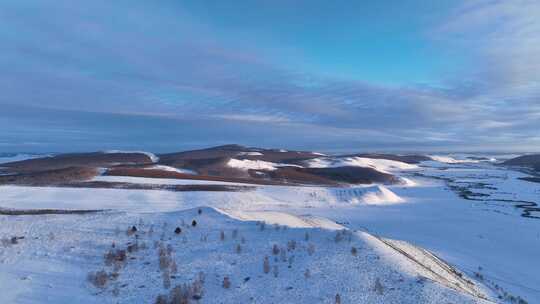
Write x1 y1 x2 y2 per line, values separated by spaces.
1 154 539 303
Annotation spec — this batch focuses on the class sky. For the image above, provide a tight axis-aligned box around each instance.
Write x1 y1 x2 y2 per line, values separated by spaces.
1 0 539 153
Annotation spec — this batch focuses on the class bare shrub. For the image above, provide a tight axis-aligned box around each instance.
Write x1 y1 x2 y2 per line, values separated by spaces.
222 276 231 289
104 249 126 267
263 256 270 274
154 273 206 303
159 246 172 272
192 276 204 298
220 230 225 241
351 247 358 256
169 285 188 304
169 278 205 303
87 270 108 289
335 293 341 304
235 244 242 254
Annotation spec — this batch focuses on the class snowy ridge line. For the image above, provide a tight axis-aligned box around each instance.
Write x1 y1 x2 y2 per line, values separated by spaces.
216 208 345 230
305 156 418 173
103 150 159 163
144 165 197 175
372 236 492 302
227 158 302 171
428 155 479 164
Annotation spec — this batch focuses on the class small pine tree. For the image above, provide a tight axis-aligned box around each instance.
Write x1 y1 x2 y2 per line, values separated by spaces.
272 244 280 255
351 246 358 256
220 230 225 241
222 276 231 289
235 244 242 254
335 293 341 304
263 256 270 274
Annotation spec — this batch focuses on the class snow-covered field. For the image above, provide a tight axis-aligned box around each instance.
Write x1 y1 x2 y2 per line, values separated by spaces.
1 154 539 303
0 153 50 165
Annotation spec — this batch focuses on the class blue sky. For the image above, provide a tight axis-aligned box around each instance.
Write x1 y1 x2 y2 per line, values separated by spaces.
1 0 539 153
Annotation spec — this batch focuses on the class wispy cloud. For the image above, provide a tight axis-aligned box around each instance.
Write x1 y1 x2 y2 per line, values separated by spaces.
0 0 539 152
